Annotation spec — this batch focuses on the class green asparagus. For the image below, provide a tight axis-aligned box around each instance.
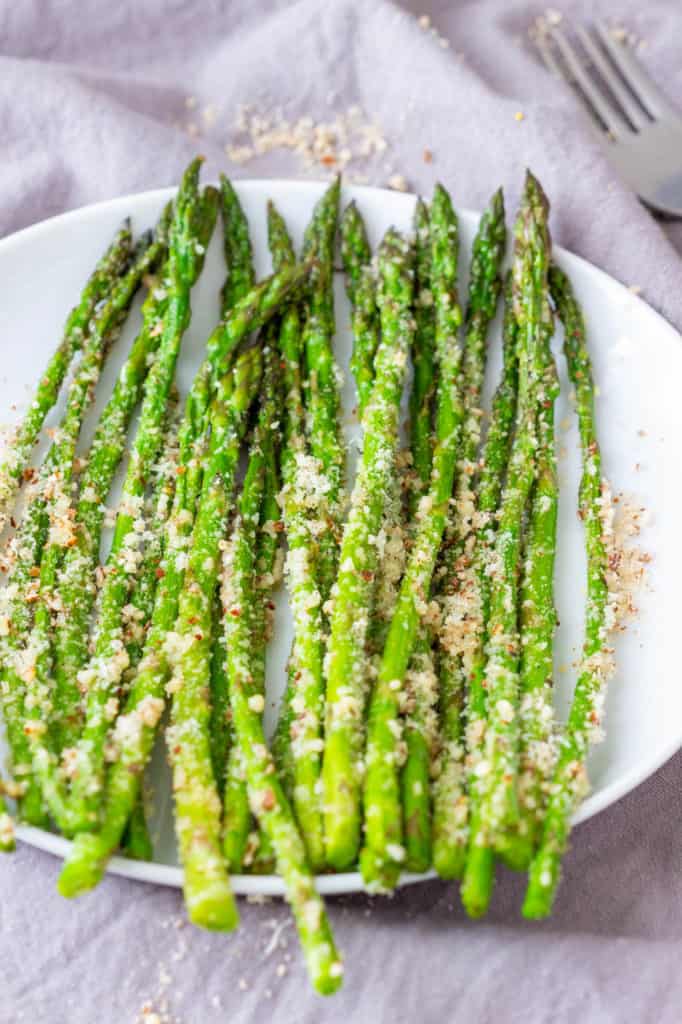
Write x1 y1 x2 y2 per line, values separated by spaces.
523 265 609 918
322 228 414 871
166 347 261 931
340 200 379 417
302 178 344 603
461 172 553 916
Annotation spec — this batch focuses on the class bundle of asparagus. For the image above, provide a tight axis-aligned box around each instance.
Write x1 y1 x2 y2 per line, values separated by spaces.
0 163 642 995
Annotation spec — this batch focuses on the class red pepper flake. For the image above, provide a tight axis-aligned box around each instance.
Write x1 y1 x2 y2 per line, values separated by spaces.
320 154 337 167
229 607 241 618
423 148 433 163
262 788 276 810
273 520 285 533
155 568 165 579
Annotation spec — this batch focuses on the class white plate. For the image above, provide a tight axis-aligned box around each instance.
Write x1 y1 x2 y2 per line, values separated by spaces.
0 179 675 896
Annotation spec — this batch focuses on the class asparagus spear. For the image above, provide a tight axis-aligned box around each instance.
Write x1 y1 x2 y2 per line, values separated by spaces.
340 201 379 417
0 790 16 852
266 204 298 798
119 402 182 861
302 178 344 604
400 198 437 872
322 229 414 871
499 348 559 870
210 176 258 858
431 189 506 880
266 202 329 865
220 335 278 872
221 417 343 997
0 221 133 536
3 226 165 825
65 165 218 831
523 265 608 918
409 197 437 496
166 346 262 932
209 592 232 799
461 172 552 916
122 395 182 671
360 185 464 890
121 797 153 861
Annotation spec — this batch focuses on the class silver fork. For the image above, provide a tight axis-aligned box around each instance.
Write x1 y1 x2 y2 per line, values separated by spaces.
535 20 682 217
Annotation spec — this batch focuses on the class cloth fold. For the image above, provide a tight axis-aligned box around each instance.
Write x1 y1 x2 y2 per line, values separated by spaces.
1 2 681 1021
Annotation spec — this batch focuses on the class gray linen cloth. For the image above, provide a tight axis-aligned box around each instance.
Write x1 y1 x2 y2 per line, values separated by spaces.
2 1 682 1021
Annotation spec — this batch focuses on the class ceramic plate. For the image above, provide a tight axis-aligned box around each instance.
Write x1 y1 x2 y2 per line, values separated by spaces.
1 179 674 895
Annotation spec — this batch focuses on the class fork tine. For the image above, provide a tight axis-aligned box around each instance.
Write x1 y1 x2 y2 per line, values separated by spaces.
594 22 676 120
536 33 564 79
550 27 631 137
576 26 648 130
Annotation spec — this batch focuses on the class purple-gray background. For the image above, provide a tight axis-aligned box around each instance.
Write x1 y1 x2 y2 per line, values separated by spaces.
2 2 682 1021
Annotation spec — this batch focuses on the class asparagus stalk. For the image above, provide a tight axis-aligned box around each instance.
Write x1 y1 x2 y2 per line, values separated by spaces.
222 338 281 871
266 202 329 865
409 197 437 497
220 175 256 312
165 347 262 932
431 189 506 879
400 198 437 872
340 201 379 417
65 165 218 831
322 229 414 871
0 221 133 535
0 789 16 852
209 591 232 799
461 172 553 917
498 349 559 870
523 265 608 918
121 797 153 861
221 420 343 997
302 178 344 604
122 395 182 671
57 264 309 898
360 185 464 890
119 402 182 861
210 175 257 846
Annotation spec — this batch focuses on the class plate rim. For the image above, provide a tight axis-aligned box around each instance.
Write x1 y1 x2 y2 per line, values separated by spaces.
5 177 680 894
